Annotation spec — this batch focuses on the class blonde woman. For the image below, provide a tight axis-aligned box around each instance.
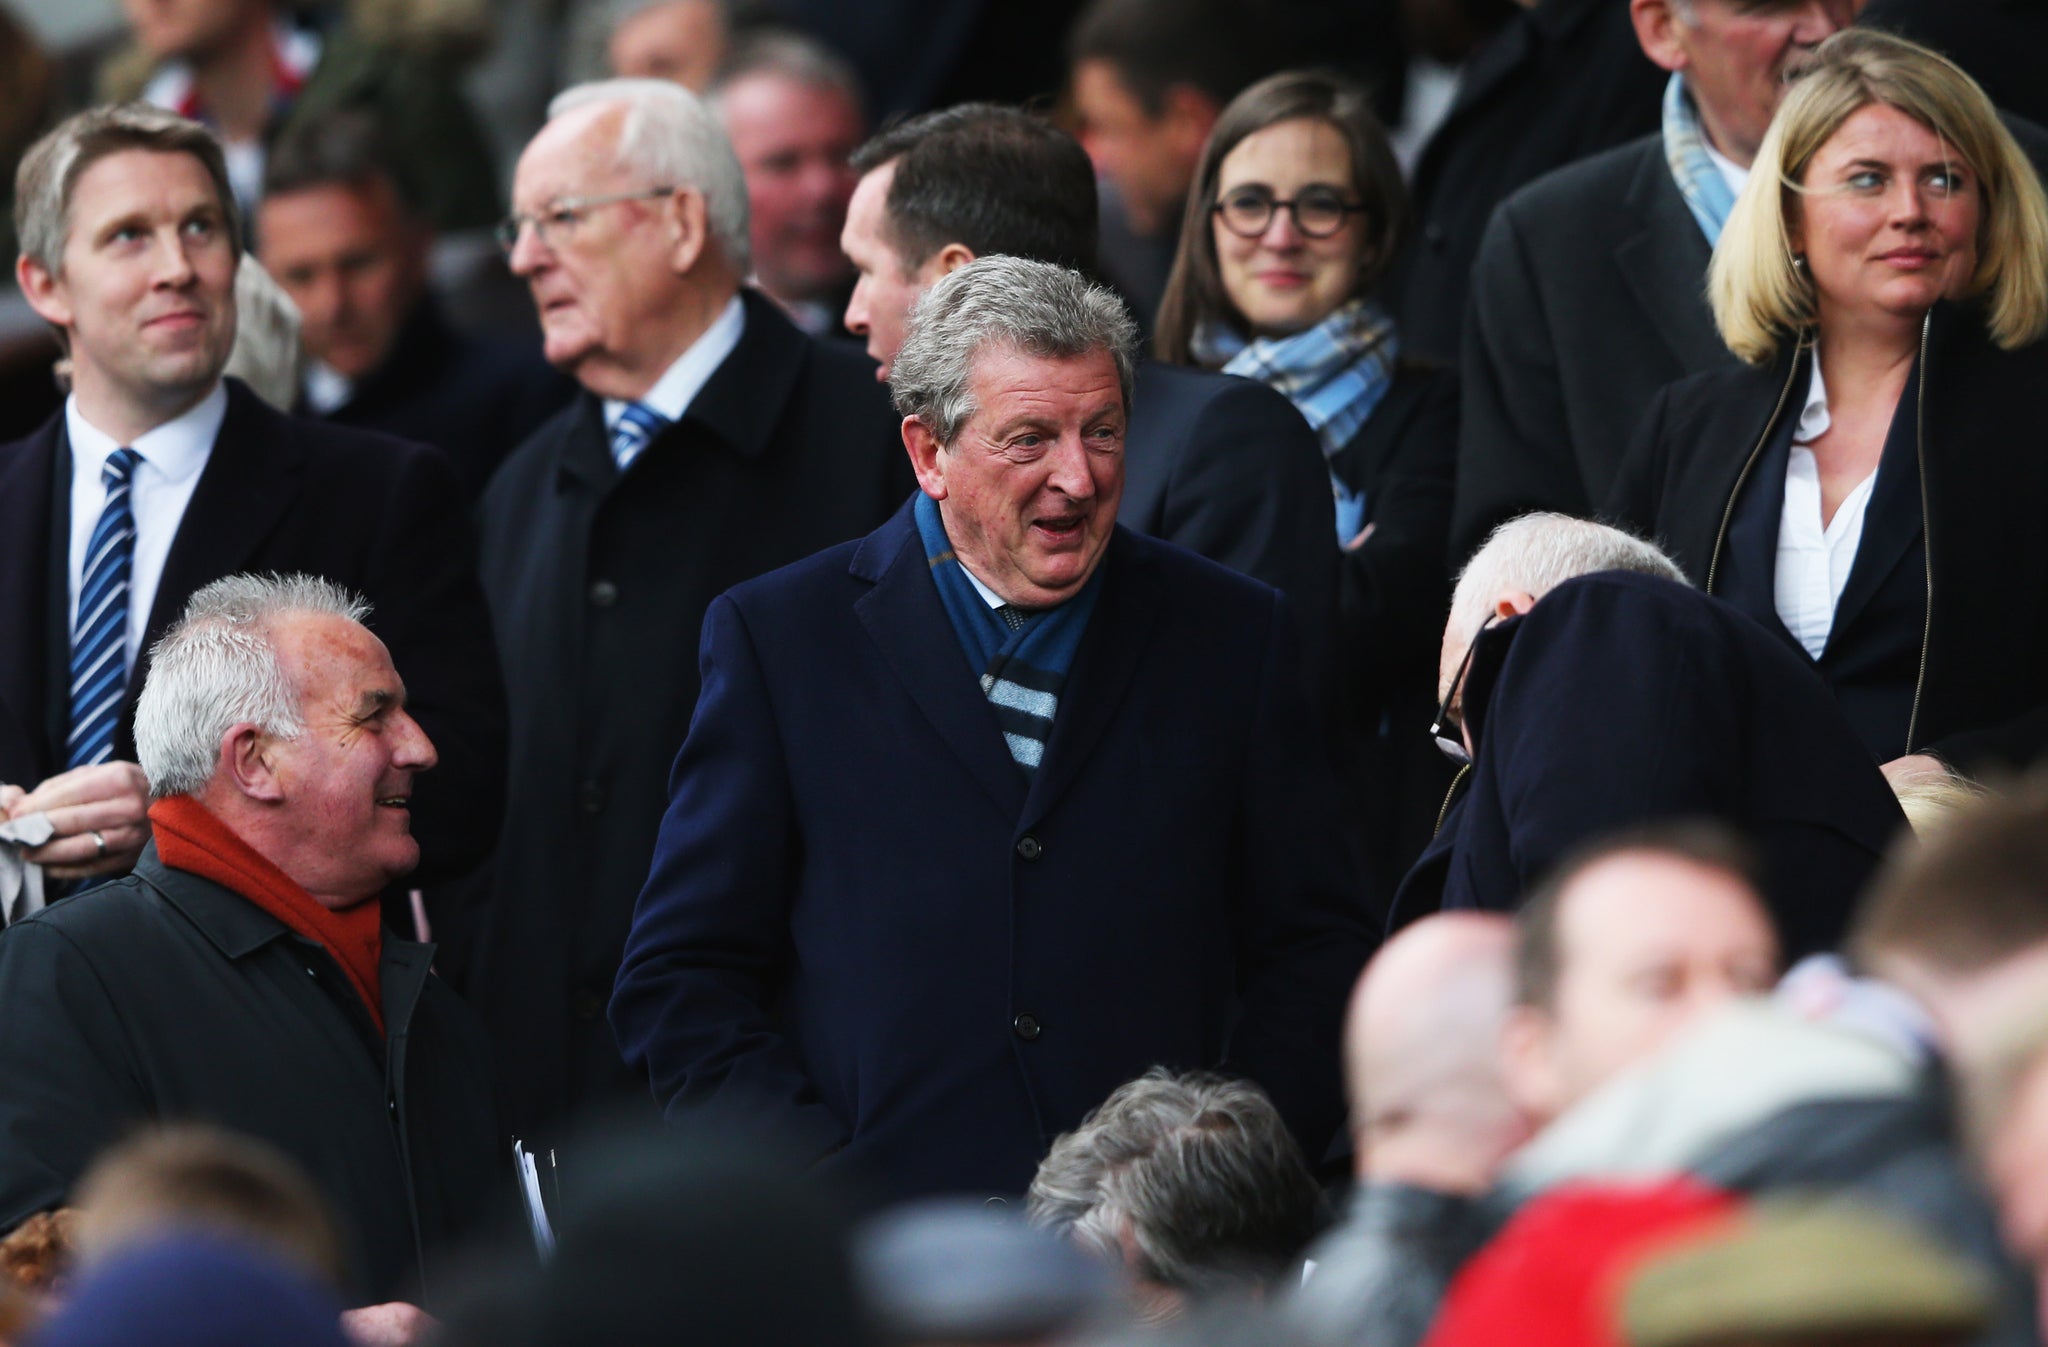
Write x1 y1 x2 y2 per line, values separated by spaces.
1608 28 2048 784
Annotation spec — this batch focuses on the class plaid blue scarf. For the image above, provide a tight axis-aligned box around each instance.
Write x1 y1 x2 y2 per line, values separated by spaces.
914 492 1103 777
1190 299 1398 544
1664 73 1739 245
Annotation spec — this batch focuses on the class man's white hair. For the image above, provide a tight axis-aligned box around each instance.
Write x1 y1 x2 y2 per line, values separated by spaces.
1447 513 1688 649
548 77 752 275
134 574 370 800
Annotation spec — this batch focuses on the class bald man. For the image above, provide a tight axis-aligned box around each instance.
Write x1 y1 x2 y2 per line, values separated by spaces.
1290 914 1525 1347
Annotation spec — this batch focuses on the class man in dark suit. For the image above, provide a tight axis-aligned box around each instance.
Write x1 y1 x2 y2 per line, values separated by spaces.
1389 0 1666 364
839 103 1337 701
470 79 912 1142
0 103 504 894
1392 515 1904 960
611 256 1373 1200
1454 0 1850 558
255 113 574 500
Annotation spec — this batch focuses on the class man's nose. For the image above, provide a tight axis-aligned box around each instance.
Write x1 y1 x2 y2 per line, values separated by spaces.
842 279 869 335
1044 432 1098 498
154 228 199 287
506 221 548 277
394 711 439 772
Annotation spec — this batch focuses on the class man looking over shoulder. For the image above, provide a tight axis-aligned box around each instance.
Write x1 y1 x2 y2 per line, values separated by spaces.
612 256 1372 1199
839 104 1338 702
0 103 505 899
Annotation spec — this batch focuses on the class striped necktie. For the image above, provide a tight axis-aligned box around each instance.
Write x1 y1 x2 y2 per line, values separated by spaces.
610 401 669 470
66 447 143 769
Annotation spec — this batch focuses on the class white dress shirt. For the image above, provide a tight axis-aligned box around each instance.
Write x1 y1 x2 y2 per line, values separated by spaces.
66 384 226 678
1775 359 1879 660
602 294 747 440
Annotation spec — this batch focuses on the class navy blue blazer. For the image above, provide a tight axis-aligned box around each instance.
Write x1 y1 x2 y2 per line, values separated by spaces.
611 501 1374 1199
1391 572 1906 958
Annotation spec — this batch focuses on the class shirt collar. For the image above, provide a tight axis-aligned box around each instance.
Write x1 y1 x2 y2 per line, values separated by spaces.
957 561 1006 610
604 293 746 429
1794 351 1831 445
1704 137 1749 200
66 382 227 485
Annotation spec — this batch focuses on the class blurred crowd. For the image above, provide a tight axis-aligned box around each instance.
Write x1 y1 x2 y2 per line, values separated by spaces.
4 0 2048 1343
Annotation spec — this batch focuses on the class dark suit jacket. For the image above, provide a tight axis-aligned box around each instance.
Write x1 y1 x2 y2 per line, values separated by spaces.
0 845 500 1305
1119 361 1336 703
1455 135 1733 561
1391 572 1905 957
1389 0 1664 362
308 298 575 500
465 290 913 1142
1606 304 2048 775
0 380 507 886
610 505 1374 1199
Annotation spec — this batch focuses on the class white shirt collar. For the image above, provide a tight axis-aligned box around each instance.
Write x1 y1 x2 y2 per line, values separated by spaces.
1704 138 1749 200
1793 352 1832 445
66 382 226 485
958 560 1006 610
302 360 355 416
603 293 747 430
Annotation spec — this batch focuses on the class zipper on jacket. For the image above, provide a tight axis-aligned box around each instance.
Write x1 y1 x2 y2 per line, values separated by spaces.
1904 311 1934 755
1706 337 1808 595
1432 763 1471 836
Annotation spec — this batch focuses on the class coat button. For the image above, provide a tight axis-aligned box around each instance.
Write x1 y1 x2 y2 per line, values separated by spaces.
572 989 606 1021
589 579 618 607
1016 835 1042 861
1012 1013 1041 1041
578 780 608 814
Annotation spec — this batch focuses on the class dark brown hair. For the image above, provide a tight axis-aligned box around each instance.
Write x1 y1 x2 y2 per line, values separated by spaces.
1513 821 1763 1012
1154 69 1405 364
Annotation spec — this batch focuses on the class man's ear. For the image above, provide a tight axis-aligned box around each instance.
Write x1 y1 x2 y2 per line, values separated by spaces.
16 254 71 329
663 187 712 275
928 242 976 279
1494 590 1539 620
1500 1005 1564 1127
902 416 947 501
220 723 286 803
1629 0 1691 74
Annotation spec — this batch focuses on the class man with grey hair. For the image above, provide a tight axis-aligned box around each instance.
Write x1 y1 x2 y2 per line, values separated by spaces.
0 573 499 1306
474 76 908 1143
1390 513 1903 956
0 102 505 902
711 30 867 337
1027 1069 1322 1321
613 255 1369 1199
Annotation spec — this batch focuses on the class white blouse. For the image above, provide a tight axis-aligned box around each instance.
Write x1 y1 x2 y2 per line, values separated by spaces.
1775 358 1879 661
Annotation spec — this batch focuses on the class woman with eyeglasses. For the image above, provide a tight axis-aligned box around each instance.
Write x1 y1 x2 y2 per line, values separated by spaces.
1156 70 1458 882
1608 29 2048 788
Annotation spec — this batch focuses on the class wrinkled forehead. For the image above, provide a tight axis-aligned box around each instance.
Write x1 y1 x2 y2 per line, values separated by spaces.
515 103 633 206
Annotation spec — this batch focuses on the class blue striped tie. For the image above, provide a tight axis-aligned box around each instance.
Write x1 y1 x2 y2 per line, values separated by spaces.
66 448 143 770
610 401 669 470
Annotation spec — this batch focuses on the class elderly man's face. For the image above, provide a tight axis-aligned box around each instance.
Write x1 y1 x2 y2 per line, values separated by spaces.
266 613 437 907
19 148 237 428
1507 852 1781 1124
1640 0 1849 166
910 345 1126 607
508 102 690 395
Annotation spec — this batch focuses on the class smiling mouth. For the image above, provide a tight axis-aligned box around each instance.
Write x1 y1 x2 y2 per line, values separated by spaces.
376 796 410 809
1033 515 1085 542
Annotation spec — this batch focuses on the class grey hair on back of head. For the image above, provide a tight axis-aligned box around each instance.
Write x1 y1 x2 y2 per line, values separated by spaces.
1448 512 1688 650
134 574 370 800
888 254 1138 445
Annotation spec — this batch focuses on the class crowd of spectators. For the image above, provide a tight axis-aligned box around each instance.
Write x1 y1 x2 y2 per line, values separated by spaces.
2 0 2047 1343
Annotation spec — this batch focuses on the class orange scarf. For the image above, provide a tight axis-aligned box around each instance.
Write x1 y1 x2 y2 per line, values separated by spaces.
148 795 385 1036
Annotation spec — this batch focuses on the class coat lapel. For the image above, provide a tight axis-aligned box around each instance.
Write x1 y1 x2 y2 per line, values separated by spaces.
1830 341 1926 641
853 506 1030 820
0 417 63 777
1021 529 1157 827
1615 149 1727 372
121 382 303 754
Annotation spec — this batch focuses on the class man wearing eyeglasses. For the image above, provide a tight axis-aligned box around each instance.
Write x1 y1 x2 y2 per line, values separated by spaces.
466 77 911 1146
1390 513 1902 961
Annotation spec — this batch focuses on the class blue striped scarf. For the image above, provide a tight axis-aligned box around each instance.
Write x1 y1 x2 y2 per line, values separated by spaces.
1664 73 1739 245
1190 299 1399 544
914 492 1103 777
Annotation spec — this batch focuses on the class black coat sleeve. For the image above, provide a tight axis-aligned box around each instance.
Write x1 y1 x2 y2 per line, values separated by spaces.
1156 378 1340 711
0 922 146 1231
361 445 509 888
1453 202 1590 563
